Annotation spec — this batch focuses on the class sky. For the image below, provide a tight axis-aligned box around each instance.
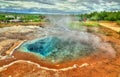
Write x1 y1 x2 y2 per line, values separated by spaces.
0 0 120 14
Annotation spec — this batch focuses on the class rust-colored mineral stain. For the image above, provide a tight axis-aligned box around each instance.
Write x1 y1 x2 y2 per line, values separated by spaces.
0 28 120 77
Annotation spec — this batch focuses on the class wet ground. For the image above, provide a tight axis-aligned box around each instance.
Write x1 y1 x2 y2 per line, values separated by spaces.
0 25 120 77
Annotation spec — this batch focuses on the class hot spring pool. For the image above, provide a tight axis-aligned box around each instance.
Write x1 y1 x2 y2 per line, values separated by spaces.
18 35 96 63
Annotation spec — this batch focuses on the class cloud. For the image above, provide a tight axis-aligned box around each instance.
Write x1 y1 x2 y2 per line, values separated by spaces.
67 0 78 2
0 0 120 14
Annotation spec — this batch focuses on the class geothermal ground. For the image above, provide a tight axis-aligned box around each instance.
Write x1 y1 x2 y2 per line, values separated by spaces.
0 22 120 77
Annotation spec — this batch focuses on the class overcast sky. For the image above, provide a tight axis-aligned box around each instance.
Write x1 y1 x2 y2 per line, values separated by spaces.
0 0 120 14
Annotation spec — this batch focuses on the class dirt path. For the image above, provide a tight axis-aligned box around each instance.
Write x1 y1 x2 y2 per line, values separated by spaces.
99 22 120 32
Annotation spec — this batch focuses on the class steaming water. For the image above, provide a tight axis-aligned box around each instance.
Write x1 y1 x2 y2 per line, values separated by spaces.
18 15 116 63
18 33 95 63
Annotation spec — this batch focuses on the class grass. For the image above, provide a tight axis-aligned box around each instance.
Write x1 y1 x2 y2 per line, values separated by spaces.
82 21 99 27
117 20 120 25
69 21 99 30
0 26 3 28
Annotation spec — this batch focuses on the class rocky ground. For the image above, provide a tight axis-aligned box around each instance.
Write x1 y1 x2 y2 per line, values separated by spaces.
0 24 120 77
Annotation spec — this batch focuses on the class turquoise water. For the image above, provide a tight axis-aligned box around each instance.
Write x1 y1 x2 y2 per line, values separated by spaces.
18 36 94 63
19 36 60 57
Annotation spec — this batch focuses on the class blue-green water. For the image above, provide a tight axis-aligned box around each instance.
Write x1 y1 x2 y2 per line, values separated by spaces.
27 37 60 56
18 37 59 57
18 36 94 63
